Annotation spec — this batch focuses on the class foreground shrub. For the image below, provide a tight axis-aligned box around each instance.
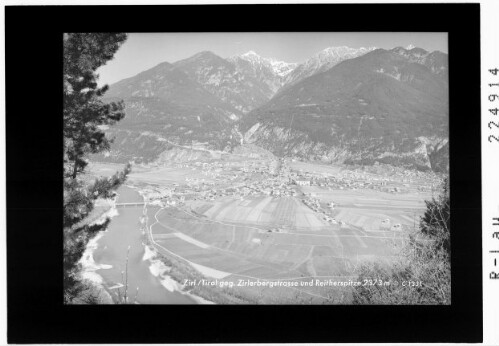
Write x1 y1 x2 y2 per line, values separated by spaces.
63 33 129 303
352 178 450 305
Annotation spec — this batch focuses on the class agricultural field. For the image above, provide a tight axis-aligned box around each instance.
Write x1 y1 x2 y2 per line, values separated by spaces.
147 195 401 303
87 162 150 179
127 166 211 185
189 196 329 229
90 154 440 303
301 186 431 232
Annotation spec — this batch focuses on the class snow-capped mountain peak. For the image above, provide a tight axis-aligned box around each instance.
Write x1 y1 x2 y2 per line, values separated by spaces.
310 46 377 63
282 45 377 88
239 50 267 64
233 51 298 78
406 44 416 50
241 50 259 57
267 58 298 77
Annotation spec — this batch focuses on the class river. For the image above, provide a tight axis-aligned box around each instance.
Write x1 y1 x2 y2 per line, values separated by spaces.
92 186 197 304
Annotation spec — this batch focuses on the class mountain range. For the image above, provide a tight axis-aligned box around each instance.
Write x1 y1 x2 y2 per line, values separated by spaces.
97 45 449 172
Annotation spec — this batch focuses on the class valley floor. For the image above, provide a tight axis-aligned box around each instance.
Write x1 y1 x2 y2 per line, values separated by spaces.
87 155 443 304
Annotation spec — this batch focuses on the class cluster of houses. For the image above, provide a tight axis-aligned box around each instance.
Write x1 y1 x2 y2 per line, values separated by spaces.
380 218 403 231
301 194 338 225
286 161 442 196
351 164 444 194
142 158 296 204
288 169 417 194
140 156 440 236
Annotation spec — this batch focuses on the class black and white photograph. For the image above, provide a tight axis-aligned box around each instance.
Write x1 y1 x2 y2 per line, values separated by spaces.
6 1 490 343
63 32 451 305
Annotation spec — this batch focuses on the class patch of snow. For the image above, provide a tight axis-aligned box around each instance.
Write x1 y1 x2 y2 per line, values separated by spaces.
375 68 401 81
190 262 231 279
142 245 156 261
287 46 376 84
143 246 216 303
233 50 297 78
143 246 176 293
297 103 317 107
79 224 115 285
173 233 209 249
159 277 179 292
108 283 124 290
244 122 261 142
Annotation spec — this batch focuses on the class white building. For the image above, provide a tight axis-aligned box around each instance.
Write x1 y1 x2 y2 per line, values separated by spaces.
293 179 310 186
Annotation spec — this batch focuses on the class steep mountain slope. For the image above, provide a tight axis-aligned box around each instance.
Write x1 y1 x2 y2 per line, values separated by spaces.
241 48 449 171
390 46 448 80
171 50 298 113
228 51 297 96
173 51 270 113
281 46 376 90
97 61 242 163
94 46 448 171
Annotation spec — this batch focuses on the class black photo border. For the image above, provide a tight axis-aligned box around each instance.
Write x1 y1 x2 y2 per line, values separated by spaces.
6 3 482 344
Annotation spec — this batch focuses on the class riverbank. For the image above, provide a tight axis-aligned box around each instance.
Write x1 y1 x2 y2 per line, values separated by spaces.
142 204 256 304
142 243 213 304
135 188 217 304
77 198 118 304
142 234 252 304
83 185 204 304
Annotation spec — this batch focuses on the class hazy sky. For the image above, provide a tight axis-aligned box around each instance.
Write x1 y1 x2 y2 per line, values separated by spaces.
97 32 448 86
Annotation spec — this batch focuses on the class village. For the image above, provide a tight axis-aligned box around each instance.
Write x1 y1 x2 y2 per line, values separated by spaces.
131 155 442 234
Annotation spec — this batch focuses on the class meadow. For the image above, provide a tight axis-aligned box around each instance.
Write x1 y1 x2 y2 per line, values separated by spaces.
89 158 436 303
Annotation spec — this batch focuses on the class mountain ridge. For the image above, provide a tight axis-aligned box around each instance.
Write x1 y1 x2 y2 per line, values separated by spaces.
240 48 449 172
96 45 448 172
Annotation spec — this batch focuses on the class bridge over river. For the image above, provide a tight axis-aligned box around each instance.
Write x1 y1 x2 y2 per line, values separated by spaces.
91 186 197 304
115 202 146 208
